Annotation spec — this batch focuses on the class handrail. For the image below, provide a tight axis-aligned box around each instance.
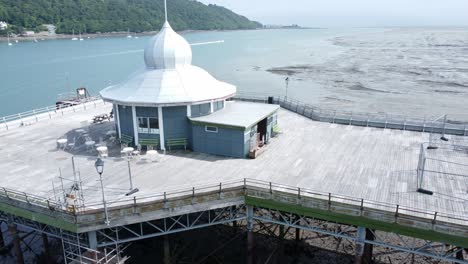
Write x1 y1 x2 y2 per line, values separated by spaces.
0 96 103 130
1 178 467 227
233 94 468 136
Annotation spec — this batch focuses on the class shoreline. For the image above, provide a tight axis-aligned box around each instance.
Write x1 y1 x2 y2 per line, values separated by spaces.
0 31 159 42
0 29 238 42
0 27 316 42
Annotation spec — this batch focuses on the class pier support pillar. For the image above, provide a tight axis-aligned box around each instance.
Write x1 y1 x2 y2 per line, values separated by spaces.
455 247 465 260
164 235 171 264
87 231 98 263
279 225 285 238
8 224 24 264
246 205 254 264
42 233 51 264
355 227 374 264
295 215 301 242
0 223 5 250
363 228 374 264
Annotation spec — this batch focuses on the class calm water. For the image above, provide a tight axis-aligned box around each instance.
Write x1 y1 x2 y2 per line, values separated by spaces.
1 27 467 119
0 28 373 116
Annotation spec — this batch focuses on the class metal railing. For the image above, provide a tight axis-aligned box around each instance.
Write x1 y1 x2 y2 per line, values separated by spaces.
1 178 466 229
233 94 468 136
0 96 103 131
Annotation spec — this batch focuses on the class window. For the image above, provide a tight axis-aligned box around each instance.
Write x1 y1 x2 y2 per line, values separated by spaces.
213 100 224 112
149 118 159 134
138 117 148 133
138 117 159 134
205 126 218 133
191 103 211 117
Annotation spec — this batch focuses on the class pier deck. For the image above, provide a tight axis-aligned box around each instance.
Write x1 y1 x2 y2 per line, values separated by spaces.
0 101 467 224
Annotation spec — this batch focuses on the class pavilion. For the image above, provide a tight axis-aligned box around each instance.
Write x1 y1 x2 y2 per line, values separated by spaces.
100 18 278 158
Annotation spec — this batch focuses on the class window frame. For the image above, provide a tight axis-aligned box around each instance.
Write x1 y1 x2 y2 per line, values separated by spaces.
137 116 159 134
205 125 219 133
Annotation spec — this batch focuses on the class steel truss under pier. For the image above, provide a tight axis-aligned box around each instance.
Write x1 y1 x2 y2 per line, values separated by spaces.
2 204 460 264
0 212 122 264
1 181 467 263
95 205 247 247
251 207 467 264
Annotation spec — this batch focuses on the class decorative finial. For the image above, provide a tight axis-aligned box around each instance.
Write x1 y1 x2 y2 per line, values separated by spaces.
164 0 168 22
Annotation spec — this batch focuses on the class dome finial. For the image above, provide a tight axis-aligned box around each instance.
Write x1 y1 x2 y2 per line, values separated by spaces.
164 0 168 22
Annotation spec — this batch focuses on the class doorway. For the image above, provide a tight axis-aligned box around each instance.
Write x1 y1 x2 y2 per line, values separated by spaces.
257 118 267 145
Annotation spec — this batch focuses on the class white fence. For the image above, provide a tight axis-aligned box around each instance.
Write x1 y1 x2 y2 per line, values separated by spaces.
0 97 106 132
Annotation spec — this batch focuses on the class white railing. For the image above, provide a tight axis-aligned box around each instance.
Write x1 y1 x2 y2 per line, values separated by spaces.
233 94 468 136
0 97 105 131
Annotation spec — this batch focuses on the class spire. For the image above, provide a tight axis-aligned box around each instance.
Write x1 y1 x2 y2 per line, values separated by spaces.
164 0 168 22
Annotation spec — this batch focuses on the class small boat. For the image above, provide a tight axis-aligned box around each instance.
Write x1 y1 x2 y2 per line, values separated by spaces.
71 30 78 41
79 32 84 41
7 33 12 46
56 87 91 109
126 28 132 38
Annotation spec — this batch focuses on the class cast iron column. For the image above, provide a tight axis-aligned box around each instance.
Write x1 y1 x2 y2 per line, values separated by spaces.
246 205 254 264
164 235 171 264
354 226 365 264
42 233 51 264
0 223 5 249
8 224 24 264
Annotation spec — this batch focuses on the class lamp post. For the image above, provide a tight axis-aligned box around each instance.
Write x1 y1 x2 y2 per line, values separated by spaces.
125 158 139 196
95 158 110 225
285 77 289 99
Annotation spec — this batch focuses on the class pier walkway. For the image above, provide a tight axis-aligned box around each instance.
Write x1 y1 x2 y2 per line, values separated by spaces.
0 99 467 263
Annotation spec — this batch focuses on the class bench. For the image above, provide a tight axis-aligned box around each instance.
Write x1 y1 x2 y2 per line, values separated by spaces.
139 138 160 150
166 138 188 151
120 134 134 145
92 114 110 124
272 124 280 135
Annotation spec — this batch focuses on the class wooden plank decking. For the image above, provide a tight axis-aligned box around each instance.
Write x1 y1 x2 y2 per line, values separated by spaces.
0 101 466 224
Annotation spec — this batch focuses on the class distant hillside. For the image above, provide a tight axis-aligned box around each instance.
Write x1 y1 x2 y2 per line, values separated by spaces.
0 0 262 34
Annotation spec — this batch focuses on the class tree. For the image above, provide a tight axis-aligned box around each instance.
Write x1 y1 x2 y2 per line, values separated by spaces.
0 0 262 34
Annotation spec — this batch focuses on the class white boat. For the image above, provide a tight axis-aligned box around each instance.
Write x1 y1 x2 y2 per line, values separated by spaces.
126 28 132 38
7 33 12 46
79 32 84 41
71 30 78 41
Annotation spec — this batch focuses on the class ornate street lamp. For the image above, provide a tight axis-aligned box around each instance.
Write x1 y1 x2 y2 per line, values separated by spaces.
95 158 110 225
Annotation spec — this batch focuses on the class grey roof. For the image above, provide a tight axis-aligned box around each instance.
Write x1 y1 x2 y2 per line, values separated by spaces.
189 101 280 129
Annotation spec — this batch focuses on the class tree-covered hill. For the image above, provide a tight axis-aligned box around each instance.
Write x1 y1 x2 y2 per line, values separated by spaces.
0 0 262 34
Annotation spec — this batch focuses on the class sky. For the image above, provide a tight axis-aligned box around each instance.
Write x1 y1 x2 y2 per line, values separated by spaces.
198 0 468 27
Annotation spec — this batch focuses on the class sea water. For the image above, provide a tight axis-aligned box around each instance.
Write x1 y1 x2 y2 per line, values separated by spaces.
0 27 467 119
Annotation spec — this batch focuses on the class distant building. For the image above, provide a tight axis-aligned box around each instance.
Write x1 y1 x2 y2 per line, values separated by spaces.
21 31 35 36
42 24 56 35
0 21 7 30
